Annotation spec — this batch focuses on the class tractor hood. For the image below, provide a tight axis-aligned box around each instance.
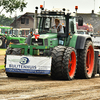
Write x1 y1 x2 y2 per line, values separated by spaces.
8 36 27 44
31 33 58 47
9 36 26 40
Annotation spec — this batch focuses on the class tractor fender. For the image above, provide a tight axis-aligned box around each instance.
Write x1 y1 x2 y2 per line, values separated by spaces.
75 35 92 49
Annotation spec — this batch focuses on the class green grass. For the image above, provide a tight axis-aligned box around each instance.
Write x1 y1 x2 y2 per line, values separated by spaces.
0 65 5 69
0 49 6 50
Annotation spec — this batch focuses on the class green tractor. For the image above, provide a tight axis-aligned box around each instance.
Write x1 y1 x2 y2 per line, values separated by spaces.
0 26 11 48
0 27 30 48
5 7 98 80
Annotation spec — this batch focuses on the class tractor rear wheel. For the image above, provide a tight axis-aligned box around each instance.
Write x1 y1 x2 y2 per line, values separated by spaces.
51 46 77 80
76 40 94 79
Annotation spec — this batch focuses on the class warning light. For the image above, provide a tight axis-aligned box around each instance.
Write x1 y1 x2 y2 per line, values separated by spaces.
30 31 32 34
75 6 78 10
40 5 43 8
62 23 64 25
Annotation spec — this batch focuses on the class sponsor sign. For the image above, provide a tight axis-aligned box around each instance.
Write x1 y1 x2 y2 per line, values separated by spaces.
6 55 52 74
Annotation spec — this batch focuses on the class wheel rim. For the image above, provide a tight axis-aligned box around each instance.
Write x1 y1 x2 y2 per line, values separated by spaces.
68 51 76 77
0 39 2 46
86 45 94 75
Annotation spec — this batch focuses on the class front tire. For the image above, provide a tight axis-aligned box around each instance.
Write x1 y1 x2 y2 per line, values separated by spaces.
51 46 77 80
63 47 77 80
76 40 94 79
51 46 66 79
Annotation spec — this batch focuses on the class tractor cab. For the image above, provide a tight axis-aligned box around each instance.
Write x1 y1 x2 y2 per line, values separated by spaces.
38 15 66 34
31 8 83 47
36 10 77 35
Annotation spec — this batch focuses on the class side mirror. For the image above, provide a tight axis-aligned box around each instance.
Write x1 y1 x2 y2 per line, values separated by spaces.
78 16 83 26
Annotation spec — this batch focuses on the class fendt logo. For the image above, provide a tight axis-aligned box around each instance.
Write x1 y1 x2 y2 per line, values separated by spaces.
19 57 29 65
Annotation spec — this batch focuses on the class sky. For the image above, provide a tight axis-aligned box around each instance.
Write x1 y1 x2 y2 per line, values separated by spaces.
1 0 100 17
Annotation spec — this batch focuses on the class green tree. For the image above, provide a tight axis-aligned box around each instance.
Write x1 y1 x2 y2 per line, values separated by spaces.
0 14 13 26
0 0 27 13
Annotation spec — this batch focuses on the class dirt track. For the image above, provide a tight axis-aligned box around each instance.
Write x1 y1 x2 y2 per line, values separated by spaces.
0 55 4 65
1 56 100 100
0 71 100 100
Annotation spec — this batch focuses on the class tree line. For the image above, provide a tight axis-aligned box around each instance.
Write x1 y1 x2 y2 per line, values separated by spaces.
0 0 27 26
0 14 13 26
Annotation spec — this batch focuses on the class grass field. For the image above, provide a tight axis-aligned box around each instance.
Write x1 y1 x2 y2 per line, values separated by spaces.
0 49 6 55
0 65 5 69
0 49 6 69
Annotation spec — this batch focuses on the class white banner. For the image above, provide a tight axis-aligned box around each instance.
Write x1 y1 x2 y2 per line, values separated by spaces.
6 55 52 74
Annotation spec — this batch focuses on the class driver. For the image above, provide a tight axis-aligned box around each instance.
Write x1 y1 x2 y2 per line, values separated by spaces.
52 18 64 33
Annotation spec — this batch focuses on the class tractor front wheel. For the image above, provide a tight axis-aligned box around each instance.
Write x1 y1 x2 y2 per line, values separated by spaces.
51 46 66 79
51 46 77 80
63 47 77 80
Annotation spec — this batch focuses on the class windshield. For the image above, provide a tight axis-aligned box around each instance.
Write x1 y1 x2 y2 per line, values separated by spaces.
20 30 30 37
38 16 66 34
13 30 19 36
9 30 21 37
1 28 10 34
9 29 29 37
37 15 75 35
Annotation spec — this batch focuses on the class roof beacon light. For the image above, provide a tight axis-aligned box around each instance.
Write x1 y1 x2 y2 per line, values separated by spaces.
40 5 43 8
75 6 78 11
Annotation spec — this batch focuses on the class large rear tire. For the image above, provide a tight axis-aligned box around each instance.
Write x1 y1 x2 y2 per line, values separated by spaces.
76 41 94 79
51 46 77 80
